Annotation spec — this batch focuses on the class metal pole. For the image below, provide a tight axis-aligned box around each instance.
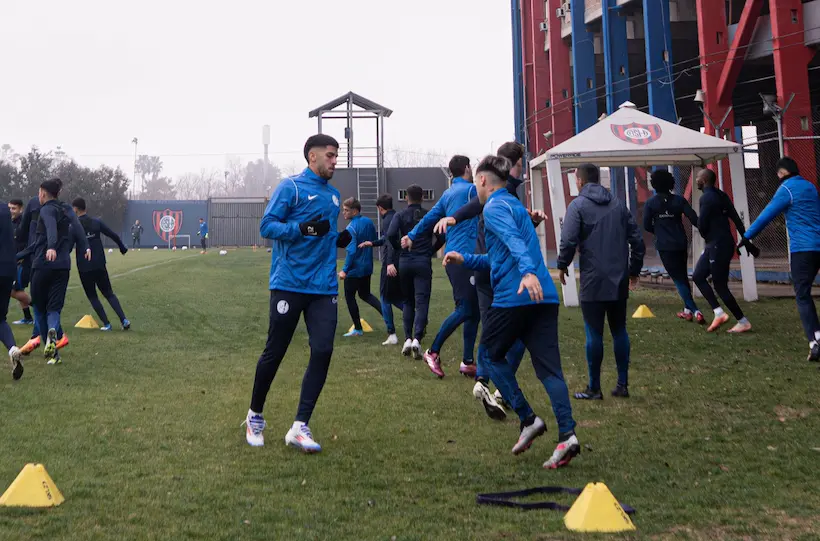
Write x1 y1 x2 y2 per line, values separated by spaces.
131 137 138 200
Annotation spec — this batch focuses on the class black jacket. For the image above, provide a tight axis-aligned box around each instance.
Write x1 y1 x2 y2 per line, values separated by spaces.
386 204 444 265
19 200 89 271
73 215 128 272
0 204 17 279
698 186 745 246
643 193 698 252
371 209 397 265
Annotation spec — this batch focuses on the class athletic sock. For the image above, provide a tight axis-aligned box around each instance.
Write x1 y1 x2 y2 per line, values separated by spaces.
23 307 32 320
815 331 820 341
292 421 306 430
520 414 536 432
738 317 750 325
683 308 692 315
713 307 725 317
248 409 261 418
811 340 818 350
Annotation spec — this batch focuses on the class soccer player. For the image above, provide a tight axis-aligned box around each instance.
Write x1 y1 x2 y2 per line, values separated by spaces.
8 199 34 325
18 179 90 365
387 185 444 359
16 194 44 355
131 220 144 249
557 163 645 400
443 155 581 469
71 198 131 331
359 194 404 346
339 197 382 337
1 201 23 380
740 157 820 361
197 218 209 253
643 170 704 323
244 134 352 452
692 168 752 333
405 155 479 378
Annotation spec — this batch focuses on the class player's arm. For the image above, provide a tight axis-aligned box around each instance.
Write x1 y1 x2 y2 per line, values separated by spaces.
485 204 537 277
451 196 483 224
40 205 59 251
19 199 33 247
68 209 90 255
342 224 357 274
557 202 581 271
722 192 747 236
461 253 491 271
431 232 446 254
260 182 301 241
745 184 791 240
99 219 128 253
642 198 655 233
682 198 699 228
408 195 447 241
697 193 715 239
387 211 402 252
625 206 646 277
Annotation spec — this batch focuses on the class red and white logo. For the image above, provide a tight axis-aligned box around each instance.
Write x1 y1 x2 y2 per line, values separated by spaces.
611 123 662 145
153 209 183 242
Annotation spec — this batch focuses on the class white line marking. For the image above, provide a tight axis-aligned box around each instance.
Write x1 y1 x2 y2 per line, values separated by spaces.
67 255 199 290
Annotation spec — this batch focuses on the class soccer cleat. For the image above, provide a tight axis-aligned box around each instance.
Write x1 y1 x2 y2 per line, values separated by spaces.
46 352 62 365
56 334 69 350
543 434 581 469
808 342 820 363
424 350 444 378
459 362 476 378
574 387 603 400
611 384 630 398
343 329 363 337
473 381 506 421
9 347 23 380
494 389 510 410
401 338 413 356
12 319 33 325
100 324 112 332
285 423 322 453
242 412 266 447
411 339 422 360
676 311 693 322
43 329 57 361
727 321 752 334
382 334 398 346
695 311 706 325
20 336 41 356
707 313 730 332
512 416 546 455
122 319 131 331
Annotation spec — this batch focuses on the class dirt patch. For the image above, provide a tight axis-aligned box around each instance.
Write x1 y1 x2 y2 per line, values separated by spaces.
773 405 812 421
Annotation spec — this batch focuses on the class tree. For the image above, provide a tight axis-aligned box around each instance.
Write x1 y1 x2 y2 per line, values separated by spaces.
175 168 223 200
223 156 245 197
385 147 448 168
0 144 20 165
135 155 164 196
243 159 282 197
141 176 176 200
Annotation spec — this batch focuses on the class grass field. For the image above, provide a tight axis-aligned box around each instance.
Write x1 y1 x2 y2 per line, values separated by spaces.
1 248 818 540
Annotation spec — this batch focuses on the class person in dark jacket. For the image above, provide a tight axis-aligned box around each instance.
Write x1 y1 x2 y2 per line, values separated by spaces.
16 195 44 354
8 199 34 325
643 170 704 323
692 168 752 334
386 185 445 360
71 198 132 332
359 194 404 346
130 220 144 249
339 197 382 337
0 202 23 380
18 179 90 364
557 163 645 400
741 157 820 361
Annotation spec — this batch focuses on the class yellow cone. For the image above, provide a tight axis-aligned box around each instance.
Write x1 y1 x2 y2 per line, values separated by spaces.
632 305 655 319
564 482 635 533
74 315 100 329
348 319 374 333
0 464 65 508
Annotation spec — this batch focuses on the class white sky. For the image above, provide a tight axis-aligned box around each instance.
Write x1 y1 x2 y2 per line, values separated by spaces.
1 0 514 179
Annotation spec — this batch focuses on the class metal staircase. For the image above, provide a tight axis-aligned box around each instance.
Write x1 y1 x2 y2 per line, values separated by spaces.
356 168 382 233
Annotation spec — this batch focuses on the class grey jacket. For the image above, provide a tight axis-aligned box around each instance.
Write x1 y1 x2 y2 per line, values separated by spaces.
557 183 645 302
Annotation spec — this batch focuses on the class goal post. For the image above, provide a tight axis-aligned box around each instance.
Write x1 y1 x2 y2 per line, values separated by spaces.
169 235 191 250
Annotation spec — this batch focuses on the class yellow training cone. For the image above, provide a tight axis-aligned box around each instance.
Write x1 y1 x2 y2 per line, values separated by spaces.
632 305 655 319
348 319 374 333
74 315 100 329
564 482 635 533
0 464 65 508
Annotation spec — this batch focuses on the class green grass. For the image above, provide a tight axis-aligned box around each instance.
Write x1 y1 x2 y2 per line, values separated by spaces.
1 249 818 540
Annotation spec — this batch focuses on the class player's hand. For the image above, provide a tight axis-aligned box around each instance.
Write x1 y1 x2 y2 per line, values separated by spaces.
84 249 92 261
120 247 128 255
434 217 456 235
299 215 331 237
46 249 57 262
629 276 639 291
518 273 543 302
529 209 547 225
338 271 347 280
401 236 413 250
205 233 209 239
442 251 464 266
387 264 398 277
558 268 567 285
358 241 373 249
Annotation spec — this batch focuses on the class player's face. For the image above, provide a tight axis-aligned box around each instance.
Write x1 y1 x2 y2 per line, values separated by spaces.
342 206 356 220
510 158 523 179
38 188 48 205
476 173 490 204
8 203 22 220
777 168 789 180
695 170 707 190
312 146 338 180
463 164 473 182
135 220 140 225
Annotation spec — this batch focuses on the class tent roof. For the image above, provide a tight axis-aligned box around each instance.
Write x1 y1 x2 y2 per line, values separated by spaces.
530 103 742 168
308 92 393 118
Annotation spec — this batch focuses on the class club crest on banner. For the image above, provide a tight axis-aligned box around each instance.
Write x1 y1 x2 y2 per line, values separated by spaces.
611 123 662 145
153 209 183 242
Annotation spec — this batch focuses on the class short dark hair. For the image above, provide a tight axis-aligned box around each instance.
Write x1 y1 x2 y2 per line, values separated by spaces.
303 134 340 162
476 155 512 184
72 197 87 211
343 197 361 212
700 168 717 186
650 170 675 193
576 163 600 184
497 142 524 166
376 193 393 210
448 155 471 178
40 178 62 198
9 198 23 207
199 217 204 221
406 184 423 203
776 157 799 176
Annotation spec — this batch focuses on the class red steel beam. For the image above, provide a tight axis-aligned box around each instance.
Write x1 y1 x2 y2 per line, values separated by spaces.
522 0 551 158
546 0 573 147
716 0 763 106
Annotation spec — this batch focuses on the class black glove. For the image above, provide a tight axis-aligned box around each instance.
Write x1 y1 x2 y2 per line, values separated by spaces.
120 246 128 255
737 236 761 258
336 230 352 248
299 215 330 237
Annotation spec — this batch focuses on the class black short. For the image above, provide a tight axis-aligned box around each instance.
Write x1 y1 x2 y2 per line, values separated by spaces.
79 268 114 298
0 277 13 323
445 264 478 306
12 263 31 292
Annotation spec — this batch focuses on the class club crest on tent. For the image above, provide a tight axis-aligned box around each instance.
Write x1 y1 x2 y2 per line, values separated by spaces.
611 123 662 145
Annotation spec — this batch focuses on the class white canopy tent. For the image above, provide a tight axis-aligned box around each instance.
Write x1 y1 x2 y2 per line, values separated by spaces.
528 102 758 307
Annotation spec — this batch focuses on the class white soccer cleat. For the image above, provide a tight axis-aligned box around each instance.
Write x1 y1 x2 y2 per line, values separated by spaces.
512 416 546 455
382 334 398 346
543 434 581 470
285 423 322 453
401 339 413 356
9 346 23 380
242 412 266 447
494 389 510 409
411 339 422 360
473 381 506 421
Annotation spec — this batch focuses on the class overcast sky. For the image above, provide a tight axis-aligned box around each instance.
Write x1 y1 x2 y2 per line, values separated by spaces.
2 0 514 180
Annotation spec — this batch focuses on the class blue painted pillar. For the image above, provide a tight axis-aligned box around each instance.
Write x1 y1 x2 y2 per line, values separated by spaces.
570 0 598 133
643 0 676 122
511 0 527 146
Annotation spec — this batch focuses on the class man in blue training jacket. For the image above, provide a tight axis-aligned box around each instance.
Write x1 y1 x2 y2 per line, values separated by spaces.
244 134 352 452
0 201 23 380
405 155 479 378
558 163 645 401
444 155 581 470
741 157 820 362
339 197 382 337
197 218 209 253
72 198 131 332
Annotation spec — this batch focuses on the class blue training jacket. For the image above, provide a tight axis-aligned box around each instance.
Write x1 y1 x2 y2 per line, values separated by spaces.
461 189 558 308
261 167 342 295
745 174 820 253
198 221 208 238
408 177 477 254
342 214 377 278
